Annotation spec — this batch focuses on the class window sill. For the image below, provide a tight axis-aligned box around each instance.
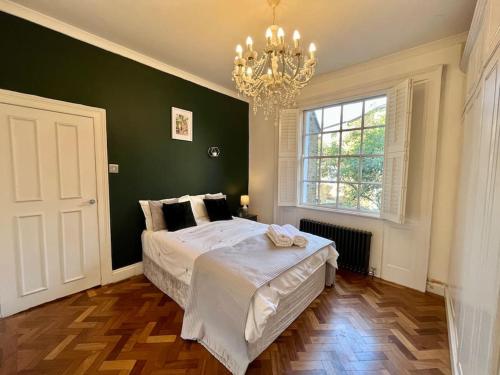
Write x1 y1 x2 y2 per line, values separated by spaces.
295 204 383 220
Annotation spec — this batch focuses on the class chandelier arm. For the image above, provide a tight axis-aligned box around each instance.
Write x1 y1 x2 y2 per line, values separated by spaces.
254 57 267 77
281 51 286 80
292 55 301 79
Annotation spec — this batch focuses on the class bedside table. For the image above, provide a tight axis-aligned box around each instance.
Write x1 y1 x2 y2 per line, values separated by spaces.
237 212 258 222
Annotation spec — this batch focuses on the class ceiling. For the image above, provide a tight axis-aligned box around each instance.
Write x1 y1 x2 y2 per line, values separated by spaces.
10 0 476 92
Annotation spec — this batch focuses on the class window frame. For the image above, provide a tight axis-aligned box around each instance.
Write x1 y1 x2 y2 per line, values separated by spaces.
298 93 388 217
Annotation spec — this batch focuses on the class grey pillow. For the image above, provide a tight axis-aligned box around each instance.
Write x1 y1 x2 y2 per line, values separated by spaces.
149 198 177 231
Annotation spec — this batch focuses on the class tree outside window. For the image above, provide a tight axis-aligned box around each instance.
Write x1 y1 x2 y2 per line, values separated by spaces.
301 96 386 214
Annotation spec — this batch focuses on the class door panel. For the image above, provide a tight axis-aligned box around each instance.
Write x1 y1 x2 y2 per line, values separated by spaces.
0 103 101 316
56 122 83 199
15 213 48 296
60 209 85 283
9 116 43 202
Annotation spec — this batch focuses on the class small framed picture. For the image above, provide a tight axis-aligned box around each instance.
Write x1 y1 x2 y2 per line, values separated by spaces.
171 107 193 141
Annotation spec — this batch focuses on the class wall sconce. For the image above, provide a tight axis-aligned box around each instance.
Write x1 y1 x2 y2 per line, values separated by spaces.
208 146 220 158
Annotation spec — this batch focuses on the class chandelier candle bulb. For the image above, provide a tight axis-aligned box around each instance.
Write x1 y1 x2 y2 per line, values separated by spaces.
236 44 243 58
309 42 316 59
246 36 253 50
293 30 301 47
265 27 272 44
277 27 285 43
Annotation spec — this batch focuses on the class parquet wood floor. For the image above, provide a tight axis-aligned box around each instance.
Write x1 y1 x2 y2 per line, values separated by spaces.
0 270 450 374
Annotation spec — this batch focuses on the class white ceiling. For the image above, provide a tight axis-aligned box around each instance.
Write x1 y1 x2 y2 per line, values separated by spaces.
11 0 476 91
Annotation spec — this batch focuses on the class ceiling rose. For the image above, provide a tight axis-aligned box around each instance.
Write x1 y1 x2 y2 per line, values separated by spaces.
232 0 317 121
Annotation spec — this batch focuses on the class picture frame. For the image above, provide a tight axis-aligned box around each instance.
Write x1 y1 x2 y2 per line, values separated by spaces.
171 107 193 141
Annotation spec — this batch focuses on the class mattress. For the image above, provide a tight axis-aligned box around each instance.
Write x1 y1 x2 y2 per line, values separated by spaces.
143 253 329 368
141 218 338 342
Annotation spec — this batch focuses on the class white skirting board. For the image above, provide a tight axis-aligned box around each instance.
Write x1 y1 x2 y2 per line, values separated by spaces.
426 280 446 296
106 261 144 284
445 288 461 375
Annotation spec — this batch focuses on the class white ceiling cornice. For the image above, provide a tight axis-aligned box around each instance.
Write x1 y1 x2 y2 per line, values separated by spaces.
0 0 247 102
460 0 486 71
310 32 468 85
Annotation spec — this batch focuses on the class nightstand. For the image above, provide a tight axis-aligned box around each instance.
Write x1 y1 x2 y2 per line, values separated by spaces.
237 212 258 222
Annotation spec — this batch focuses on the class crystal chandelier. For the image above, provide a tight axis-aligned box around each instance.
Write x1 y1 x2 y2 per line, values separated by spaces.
232 0 317 121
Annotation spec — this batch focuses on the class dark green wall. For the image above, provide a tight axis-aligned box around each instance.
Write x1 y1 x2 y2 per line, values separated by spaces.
0 12 249 269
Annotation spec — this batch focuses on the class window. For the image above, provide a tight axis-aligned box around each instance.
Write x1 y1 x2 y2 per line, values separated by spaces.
300 95 387 214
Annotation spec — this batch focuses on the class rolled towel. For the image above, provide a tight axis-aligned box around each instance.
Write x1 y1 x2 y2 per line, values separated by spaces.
267 224 293 247
282 224 309 247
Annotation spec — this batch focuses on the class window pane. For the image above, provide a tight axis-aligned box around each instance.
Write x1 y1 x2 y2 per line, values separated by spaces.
339 157 359 182
364 96 386 127
303 134 321 156
323 105 341 131
359 184 382 212
338 183 359 209
303 158 319 180
320 158 338 181
342 101 362 129
304 109 322 134
363 127 385 155
361 157 384 183
301 95 386 215
319 183 337 205
321 132 339 155
341 130 361 155
302 182 318 204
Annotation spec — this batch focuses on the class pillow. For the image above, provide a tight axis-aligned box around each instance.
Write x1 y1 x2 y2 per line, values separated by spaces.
149 199 177 231
139 200 153 230
190 194 208 219
205 192 226 199
139 195 190 231
178 194 191 203
203 198 233 222
162 201 197 231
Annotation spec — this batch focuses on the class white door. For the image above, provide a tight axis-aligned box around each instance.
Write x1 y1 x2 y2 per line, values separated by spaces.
0 102 101 316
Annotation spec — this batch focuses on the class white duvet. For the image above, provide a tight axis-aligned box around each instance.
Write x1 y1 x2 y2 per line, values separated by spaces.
141 218 338 343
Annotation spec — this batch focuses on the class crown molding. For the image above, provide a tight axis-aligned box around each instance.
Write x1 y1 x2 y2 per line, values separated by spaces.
309 32 467 85
0 0 246 102
460 0 487 72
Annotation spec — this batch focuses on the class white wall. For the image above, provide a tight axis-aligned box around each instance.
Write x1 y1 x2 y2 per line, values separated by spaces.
249 34 466 289
446 0 500 373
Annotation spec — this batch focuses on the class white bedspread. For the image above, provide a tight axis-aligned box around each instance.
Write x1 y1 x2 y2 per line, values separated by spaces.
141 218 338 343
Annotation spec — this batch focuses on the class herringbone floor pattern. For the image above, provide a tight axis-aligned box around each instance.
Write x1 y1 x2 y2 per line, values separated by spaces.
0 271 450 374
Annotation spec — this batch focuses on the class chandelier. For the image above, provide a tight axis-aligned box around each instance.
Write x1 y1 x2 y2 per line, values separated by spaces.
232 0 317 121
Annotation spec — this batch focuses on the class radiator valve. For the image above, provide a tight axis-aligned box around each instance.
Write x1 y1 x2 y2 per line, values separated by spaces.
368 267 376 278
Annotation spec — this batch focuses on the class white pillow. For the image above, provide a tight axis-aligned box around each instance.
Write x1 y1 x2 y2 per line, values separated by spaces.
205 192 226 199
139 200 153 231
139 195 191 231
190 194 208 220
190 193 226 221
178 195 190 203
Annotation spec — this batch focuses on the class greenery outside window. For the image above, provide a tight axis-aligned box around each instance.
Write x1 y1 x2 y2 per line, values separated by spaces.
301 95 387 214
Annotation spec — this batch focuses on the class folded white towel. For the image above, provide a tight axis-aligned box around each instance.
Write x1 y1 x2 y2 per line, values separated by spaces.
267 224 293 247
282 224 309 248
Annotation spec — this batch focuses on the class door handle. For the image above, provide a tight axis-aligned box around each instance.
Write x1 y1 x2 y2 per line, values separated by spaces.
88 199 96 205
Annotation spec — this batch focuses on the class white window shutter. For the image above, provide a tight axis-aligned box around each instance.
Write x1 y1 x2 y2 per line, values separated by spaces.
381 79 413 224
277 109 299 206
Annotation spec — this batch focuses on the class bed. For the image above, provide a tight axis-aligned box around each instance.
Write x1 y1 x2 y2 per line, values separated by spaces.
141 215 338 374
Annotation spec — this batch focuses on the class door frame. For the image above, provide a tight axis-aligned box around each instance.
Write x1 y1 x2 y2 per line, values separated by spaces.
0 88 114 285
